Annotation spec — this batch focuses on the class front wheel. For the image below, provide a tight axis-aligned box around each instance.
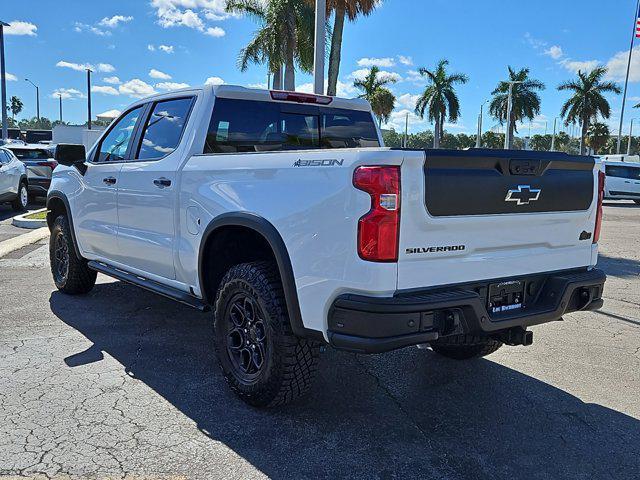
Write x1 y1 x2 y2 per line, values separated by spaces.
213 261 319 407
50 215 97 294
11 182 28 211
430 335 503 360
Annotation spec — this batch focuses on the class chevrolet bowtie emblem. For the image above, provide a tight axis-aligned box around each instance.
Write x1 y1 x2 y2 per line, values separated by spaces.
505 185 541 205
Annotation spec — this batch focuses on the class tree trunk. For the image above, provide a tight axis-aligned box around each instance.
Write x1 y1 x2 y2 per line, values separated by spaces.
434 115 440 148
580 118 588 155
284 55 295 91
327 6 345 97
507 114 515 150
272 65 283 90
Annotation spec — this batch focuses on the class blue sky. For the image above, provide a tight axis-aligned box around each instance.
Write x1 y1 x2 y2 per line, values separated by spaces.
2 0 640 135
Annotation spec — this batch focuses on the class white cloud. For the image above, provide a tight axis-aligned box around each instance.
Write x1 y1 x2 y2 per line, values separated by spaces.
91 85 120 96
98 15 134 28
155 81 190 90
97 109 121 119
404 70 423 83
51 88 85 100
296 80 356 97
4 21 37 36
205 26 225 37
56 61 93 72
397 93 420 110
2 72 17 81
357 57 396 68
74 22 110 36
159 44 174 53
157 7 205 30
147 44 156 51
524 32 547 50
384 108 428 132
119 79 157 98
398 55 413 66
559 58 599 74
606 45 640 82
205 76 225 86
544 45 564 60
248 82 268 89
103 76 121 85
349 68 402 83
149 68 172 80
97 63 115 73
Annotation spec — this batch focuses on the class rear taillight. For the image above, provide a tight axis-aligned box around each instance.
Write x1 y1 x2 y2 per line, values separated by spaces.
593 170 605 244
353 165 401 262
36 160 58 170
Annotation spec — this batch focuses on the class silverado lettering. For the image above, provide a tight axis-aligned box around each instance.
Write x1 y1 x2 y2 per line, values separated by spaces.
406 245 466 254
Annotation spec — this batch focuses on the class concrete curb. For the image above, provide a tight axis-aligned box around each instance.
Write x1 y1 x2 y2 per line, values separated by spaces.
11 208 48 229
0 227 50 259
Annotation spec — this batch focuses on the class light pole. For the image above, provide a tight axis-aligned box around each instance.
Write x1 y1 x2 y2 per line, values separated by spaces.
550 117 558 151
86 68 92 130
58 93 62 123
25 78 40 125
628 118 634 156
504 81 524 149
313 0 326 94
476 100 488 148
0 21 9 141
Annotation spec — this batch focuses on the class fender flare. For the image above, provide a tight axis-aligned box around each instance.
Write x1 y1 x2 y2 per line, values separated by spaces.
19 174 27 187
46 190 82 259
199 212 324 342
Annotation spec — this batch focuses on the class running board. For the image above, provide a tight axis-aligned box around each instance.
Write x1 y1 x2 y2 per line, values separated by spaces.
87 261 209 312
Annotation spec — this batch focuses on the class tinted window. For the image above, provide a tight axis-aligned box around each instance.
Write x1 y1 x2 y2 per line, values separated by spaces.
95 107 142 163
0 150 8 164
204 98 380 153
606 165 640 180
137 97 194 160
8 148 51 160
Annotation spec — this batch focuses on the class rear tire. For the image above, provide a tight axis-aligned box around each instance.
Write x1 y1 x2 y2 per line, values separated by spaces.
11 182 28 211
213 261 319 407
50 215 97 294
430 334 503 360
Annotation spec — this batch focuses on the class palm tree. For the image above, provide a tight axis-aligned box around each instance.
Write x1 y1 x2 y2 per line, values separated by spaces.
10 96 23 122
489 67 545 149
325 0 380 96
557 67 621 154
414 59 468 148
586 122 610 154
353 66 397 126
226 0 314 91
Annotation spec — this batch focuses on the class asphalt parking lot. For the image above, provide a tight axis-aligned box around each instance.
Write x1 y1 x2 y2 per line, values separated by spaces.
0 202 638 480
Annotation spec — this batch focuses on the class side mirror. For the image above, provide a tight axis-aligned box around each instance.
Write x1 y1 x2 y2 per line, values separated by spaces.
55 144 87 174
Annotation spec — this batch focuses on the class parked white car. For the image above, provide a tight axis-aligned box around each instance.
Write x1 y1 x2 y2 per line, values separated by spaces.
603 160 640 204
0 146 28 211
46 85 607 407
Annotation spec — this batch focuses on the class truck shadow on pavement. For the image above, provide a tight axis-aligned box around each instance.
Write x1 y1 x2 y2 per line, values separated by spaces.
598 253 640 279
49 282 640 480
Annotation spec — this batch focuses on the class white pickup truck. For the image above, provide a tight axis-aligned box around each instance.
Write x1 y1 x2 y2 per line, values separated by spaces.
47 85 606 407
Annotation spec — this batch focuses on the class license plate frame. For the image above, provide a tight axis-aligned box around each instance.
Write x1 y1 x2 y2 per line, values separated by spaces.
488 280 525 315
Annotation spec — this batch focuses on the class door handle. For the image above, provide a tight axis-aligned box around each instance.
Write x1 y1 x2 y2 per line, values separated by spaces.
103 176 117 185
153 177 172 188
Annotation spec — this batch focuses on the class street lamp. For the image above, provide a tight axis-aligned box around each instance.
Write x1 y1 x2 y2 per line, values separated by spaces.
313 0 326 94
25 78 40 124
627 118 635 156
504 80 524 150
0 20 9 141
476 100 488 148
86 68 92 130
550 117 558 151
58 93 63 123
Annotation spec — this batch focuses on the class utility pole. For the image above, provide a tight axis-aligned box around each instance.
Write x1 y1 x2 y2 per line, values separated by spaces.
551 117 557 151
58 93 62 123
86 68 92 130
617 0 640 153
25 78 40 124
504 81 523 149
0 21 8 141
476 100 487 148
628 118 634 156
313 0 326 95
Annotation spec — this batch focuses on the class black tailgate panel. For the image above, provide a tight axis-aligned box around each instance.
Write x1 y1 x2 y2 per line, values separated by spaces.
423 149 594 216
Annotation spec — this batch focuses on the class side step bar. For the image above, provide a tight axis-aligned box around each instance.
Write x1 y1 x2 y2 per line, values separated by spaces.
87 261 209 312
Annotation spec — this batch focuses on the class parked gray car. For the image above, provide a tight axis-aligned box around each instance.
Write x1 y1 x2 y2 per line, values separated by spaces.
0 147 28 211
5 144 57 199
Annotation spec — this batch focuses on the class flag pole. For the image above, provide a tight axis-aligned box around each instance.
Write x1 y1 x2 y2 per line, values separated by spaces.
616 0 640 154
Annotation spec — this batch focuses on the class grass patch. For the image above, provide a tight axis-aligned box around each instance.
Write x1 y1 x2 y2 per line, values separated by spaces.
24 211 47 220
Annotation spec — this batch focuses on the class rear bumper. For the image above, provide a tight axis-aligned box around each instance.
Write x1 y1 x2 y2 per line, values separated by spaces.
328 268 606 353
27 178 51 195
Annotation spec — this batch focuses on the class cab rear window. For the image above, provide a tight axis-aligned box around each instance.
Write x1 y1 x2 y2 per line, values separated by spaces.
605 165 640 180
204 98 380 153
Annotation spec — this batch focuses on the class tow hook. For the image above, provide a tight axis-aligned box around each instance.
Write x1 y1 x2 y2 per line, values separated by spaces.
495 327 533 346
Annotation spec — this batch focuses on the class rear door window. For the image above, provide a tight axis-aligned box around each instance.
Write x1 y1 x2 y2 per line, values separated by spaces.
136 97 194 160
204 98 379 153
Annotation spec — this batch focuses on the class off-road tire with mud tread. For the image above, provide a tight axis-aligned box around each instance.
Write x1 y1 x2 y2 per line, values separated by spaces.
213 261 319 408
50 215 97 294
430 334 503 360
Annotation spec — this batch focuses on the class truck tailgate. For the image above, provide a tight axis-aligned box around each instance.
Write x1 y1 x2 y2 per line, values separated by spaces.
398 149 599 290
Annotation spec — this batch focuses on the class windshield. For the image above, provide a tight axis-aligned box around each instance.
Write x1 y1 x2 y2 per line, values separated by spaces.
204 98 380 153
8 148 52 160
